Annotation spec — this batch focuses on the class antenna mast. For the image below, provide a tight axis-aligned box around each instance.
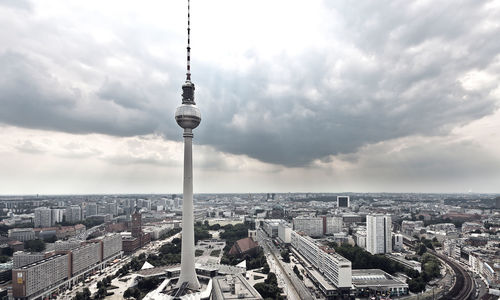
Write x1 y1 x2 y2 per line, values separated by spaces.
186 0 191 81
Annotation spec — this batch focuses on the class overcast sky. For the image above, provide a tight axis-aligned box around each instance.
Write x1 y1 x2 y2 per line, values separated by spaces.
1 0 500 194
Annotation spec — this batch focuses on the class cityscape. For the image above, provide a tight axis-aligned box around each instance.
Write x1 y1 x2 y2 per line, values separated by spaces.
0 193 498 299
1 1 500 300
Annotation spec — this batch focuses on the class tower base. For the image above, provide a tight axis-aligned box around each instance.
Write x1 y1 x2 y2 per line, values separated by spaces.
143 276 211 300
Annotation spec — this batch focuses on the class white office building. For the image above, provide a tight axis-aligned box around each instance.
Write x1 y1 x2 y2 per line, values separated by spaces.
278 222 292 244
366 214 392 255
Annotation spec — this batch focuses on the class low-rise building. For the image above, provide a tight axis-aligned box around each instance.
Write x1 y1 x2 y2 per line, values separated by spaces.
212 274 263 300
262 219 280 238
228 237 259 257
352 269 409 297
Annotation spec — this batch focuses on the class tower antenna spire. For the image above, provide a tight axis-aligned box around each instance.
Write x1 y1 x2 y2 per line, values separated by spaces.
186 0 191 81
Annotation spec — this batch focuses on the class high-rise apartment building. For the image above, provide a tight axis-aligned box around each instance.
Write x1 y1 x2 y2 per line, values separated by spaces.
366 214 392 255
65 205 82 223
85 202 98 217
106 202 118 216
34 207 52 228
51 208 65 224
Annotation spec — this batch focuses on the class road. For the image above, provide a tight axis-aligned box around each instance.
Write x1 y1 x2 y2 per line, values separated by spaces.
256 229 315 300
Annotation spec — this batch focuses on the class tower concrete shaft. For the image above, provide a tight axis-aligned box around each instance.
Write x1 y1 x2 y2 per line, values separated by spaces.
178 128 200 290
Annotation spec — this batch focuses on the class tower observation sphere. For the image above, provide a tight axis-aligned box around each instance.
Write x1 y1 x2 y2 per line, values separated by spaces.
175 103 201 130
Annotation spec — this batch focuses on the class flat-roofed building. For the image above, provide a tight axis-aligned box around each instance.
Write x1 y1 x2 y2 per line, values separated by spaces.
71 242 100 276
85 202 98 217
65 206 82 223
392 233 404 252
325 216 343 235
12 254 70 299
352 269 408 297
262 219 280 238
291 230 352 297
34 207 52 228
8 228 35 242
277 222 292 244
337 196 350 208
100 234 122 260
13 252 45 268
293 216 323 237
366 214 392 255
212 274 263 300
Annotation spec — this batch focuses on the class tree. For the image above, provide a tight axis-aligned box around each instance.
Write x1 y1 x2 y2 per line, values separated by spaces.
265 272 278 285
262 261 270 274
416 244 427 256
254 282 283 299
137 277 161 292
96 286 107 299
82 288 91 299
280 250 290 263
24 239 45 252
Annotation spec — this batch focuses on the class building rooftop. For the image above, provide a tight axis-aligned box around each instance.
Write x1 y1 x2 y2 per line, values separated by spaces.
352 269 408 288
16 253 67 270
212 274 263 299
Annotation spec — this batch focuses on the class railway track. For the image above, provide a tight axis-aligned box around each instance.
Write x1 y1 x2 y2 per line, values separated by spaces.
402 240 474 300
431 251 474 300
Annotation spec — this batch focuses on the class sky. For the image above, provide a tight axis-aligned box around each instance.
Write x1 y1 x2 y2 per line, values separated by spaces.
1 0 500 194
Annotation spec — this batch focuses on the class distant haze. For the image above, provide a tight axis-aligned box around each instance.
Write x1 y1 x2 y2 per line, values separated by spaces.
0 0 499 194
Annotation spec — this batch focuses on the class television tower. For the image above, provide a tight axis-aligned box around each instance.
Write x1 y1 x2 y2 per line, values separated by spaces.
174 0 201 290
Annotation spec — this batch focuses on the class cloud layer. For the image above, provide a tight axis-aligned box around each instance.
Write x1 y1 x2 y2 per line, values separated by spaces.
1 0 500 193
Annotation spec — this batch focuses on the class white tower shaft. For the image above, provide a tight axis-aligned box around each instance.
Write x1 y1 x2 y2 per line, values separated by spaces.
179 128 200 289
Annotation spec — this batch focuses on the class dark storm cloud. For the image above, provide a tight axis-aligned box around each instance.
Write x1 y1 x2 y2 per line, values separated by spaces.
0 0 499 167
0 52 161 136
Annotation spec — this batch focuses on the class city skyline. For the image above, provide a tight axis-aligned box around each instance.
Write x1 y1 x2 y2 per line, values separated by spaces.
1 0 500 194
